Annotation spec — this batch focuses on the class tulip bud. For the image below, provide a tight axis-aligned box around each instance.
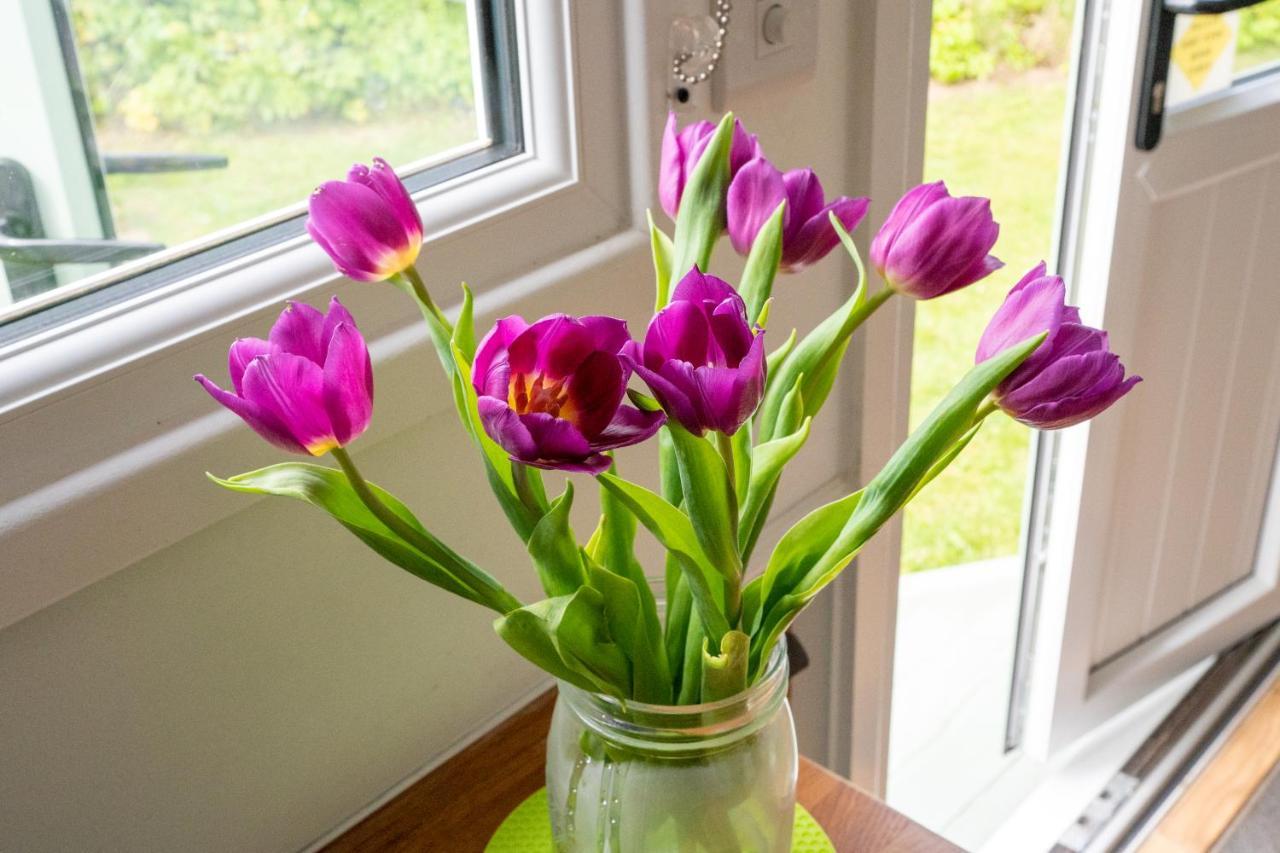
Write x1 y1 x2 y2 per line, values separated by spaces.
628 267 767 436
977 263 1140 429
196 298 374 455
871 181 1003 299
659 112 762 220
306 157 424 282
726 159 869 273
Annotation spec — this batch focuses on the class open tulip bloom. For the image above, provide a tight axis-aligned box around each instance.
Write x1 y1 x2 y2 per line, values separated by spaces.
201 113 1139 705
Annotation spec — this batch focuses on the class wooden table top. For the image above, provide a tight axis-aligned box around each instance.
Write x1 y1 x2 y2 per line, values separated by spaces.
325 691 961 852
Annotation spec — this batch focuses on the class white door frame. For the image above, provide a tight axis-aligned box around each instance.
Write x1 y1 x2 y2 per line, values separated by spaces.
839 0 934 795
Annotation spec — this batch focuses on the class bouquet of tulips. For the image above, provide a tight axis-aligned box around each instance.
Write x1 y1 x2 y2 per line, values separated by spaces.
198 114 1138 706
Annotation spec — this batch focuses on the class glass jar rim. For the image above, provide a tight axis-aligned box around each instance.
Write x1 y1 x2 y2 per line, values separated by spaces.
555 636 790 753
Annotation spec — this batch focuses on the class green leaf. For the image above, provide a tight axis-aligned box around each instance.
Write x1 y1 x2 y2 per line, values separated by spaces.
755 280 864 442
595 473 731 644
677 614 706 705
665 573 693 694
739 416 813 557
448 340 541 541
752 489 864 636
495 587 631 699
587 468 669 702
701 630 750 701
750 333 1047 675
731 426 753 508
527 483 587 597
766 329 799 383
670 112 735 279
392 273 456 379
648 209 675 310
587 561 671 704
666 421 742 584
738 201 786 326
210 463 519 614
453 282 478 365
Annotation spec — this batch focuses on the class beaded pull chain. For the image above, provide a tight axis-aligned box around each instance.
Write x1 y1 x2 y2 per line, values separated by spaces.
671 0 732 86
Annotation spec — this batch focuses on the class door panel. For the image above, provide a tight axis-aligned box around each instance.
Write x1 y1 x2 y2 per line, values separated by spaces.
1092 161 1280 664
1026 0 1280 754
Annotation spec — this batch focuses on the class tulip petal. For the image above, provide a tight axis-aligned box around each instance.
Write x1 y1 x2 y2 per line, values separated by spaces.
526 453 614 475
781 196 871 272
195 373 306 454
474 315 530 397
320 297 359 352
886 196 1000 297
977 275 1067 365
241 354 338 456
659 112 684 220
727 158 788 255
870 181 950 272
564 351 626 439
507 315 602 380
630 360 703 435
270 301 327 363
578 316 632 356
1009 261 1049 296
365 158 424 243
782 169 826 229
709 297 753 364
521 412 594 461
671 267 740 306
1016 375 1141 429
592 405 667 451
228 338 275 396
323 323 374 447
478 396 539 462
1002 349 1120 413
643 301 709 368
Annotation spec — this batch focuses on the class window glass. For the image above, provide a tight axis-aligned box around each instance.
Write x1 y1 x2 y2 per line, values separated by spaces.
1236 0 1280 76
0 0 510 325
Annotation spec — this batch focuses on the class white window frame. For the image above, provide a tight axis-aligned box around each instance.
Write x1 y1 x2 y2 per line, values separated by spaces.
0 0 646 629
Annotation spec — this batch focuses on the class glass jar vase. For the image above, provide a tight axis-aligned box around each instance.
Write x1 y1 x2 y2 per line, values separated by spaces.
545 639 797 852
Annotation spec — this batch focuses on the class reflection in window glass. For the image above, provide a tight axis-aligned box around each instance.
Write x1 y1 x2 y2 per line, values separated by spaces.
0 0 482 314
1236 0 1280 75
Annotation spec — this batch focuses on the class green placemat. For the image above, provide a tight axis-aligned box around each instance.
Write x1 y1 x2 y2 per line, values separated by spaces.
485 788 835 852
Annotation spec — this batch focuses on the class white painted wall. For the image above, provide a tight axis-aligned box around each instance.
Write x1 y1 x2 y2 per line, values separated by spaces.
0 2 899 849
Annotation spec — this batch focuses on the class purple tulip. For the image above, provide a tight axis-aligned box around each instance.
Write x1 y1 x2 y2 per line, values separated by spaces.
196 298 374 455
870 181 1003 299
473 314 666 474
627 268 766 436
306 157 424 282
977 263 1141 429
726 159 870 272
659 112 762 220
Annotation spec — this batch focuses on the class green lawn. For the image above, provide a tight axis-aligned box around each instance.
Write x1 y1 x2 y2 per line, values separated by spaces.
100 111 476 246
900 69 1070 574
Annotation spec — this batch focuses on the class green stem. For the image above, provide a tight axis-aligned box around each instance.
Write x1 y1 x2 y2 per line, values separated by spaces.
401 265 451 328
715 431 736 500
511 462 548 519
974 397 1000 423
331 447 522 614
850 285 895 331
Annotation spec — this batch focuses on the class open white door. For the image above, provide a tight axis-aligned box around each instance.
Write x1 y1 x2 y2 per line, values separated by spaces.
1024 0 1280 756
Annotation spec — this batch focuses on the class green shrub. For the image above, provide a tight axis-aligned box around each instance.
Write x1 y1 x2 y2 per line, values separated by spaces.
1239 4 1280 62
71 0 473 133
930 0 1076 84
